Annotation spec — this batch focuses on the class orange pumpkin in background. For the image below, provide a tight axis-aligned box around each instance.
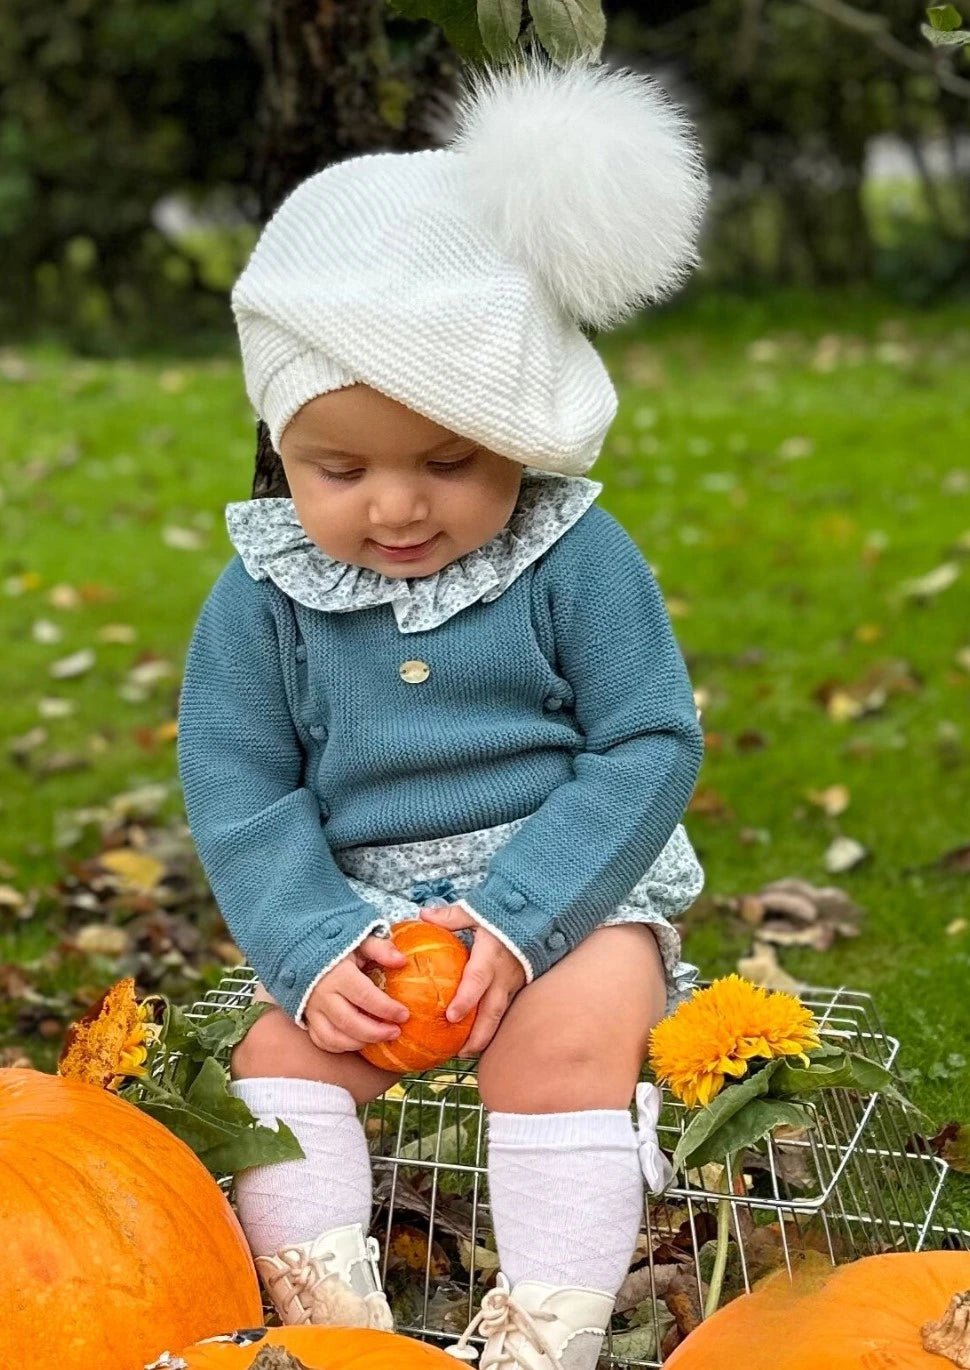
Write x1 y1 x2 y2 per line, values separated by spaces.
664 1250 970 1370
0 1068 263 1370
150 1325 458 1368
360 920 476 1072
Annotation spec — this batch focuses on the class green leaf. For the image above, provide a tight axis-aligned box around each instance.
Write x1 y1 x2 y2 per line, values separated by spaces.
927 4 963 30
203 1117 304 1176
840 1051 896 1094
388 0 487 62
477 0 522 60
134 1056 305 1177
770 1053 856 1096
682 1099 815 1171
526 0 606 63
673 1061 782 1171
921 21 970 44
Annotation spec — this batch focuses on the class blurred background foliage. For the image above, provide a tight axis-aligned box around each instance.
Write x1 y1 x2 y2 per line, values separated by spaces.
1 0 968 353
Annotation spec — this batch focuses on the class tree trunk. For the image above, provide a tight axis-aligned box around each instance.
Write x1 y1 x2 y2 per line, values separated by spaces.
250 0 458 499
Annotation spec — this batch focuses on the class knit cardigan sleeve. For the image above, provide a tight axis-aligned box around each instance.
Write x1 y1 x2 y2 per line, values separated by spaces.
176 557 388 1025
461 505 704 980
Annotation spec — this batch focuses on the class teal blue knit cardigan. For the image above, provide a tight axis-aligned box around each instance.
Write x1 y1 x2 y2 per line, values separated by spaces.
177 503 703 1021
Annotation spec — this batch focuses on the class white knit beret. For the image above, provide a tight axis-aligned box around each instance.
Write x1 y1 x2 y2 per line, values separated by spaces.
231 54 708 474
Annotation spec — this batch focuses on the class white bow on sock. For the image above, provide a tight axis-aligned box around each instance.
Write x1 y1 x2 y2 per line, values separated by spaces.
634 1082 675 1195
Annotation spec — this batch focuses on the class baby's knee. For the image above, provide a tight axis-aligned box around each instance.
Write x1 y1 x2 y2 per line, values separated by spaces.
478 1034 634 1113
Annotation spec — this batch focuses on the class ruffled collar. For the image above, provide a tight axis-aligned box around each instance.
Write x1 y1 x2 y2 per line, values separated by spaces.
225 469 602 633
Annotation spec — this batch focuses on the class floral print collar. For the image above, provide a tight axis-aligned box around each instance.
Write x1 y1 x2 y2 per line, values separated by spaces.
225 468 602 634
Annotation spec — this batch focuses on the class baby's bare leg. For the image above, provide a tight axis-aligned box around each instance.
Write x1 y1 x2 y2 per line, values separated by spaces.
477 923 666 1113
231 984 400 1106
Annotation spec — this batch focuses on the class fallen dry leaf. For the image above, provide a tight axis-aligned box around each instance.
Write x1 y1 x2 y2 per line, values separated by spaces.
717 877 863 950
687 786 732 820
31 618 63 644
47 583 81 609
72 923 131 957
806 784 850 817
97 623 138 644
37 696 75 719
737 941 802 992
814 659 921 722
162 525 206 551
97 848 166 895
898 562 960 601
824 836 869 874
928 1122 970 1175
49 648 96 680
932 844 970 875
386 1224 451 1281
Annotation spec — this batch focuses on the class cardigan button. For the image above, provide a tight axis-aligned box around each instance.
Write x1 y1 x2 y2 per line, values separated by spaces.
546 930 567 952
505 891 526 913
400 659 430 684
281 970 296 988
309 723 326 741
295 644 308 663
543 696 563 711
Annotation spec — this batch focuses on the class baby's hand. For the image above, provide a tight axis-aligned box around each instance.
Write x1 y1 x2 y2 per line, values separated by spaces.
419 905 526 1054
303 933 410 1054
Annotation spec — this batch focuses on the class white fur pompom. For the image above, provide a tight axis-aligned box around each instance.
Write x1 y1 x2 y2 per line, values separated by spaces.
448 54 709 330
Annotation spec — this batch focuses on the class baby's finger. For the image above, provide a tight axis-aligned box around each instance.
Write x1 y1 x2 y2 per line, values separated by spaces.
419 904 476 931
358 934 407 969
463 985 513 1056
327 995 402 1045
344 969 409 1024
445 956 491 1024
306 1019 364 1054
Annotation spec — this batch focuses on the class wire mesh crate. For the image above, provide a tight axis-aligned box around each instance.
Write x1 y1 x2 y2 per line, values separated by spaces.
185 968 969 1366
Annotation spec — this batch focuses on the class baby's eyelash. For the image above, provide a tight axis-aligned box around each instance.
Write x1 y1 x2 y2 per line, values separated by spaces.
318 452 476 483
429 453 475 472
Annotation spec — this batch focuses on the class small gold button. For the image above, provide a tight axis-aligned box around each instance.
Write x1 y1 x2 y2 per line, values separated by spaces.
399 659 430 684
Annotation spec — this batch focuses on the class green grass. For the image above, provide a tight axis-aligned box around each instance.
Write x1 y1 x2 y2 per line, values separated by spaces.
1 287 968 1225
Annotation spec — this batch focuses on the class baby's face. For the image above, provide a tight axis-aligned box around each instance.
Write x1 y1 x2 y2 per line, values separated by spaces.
278 385 523 578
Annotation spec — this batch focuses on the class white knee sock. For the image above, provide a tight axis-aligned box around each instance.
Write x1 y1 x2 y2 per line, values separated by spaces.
229 1077 373 1258
487 1109 644 1292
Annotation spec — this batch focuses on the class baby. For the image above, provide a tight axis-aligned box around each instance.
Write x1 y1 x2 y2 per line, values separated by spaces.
177 54 709 1370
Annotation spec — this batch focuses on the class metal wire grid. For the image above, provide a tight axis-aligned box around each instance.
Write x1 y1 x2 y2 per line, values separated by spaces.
184 970 968 1367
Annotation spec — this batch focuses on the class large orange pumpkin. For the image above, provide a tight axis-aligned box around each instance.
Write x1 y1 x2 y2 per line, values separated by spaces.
0 1067 263 1369
360 920 476 1072
664 1250 970 1370
151 1325 458 1367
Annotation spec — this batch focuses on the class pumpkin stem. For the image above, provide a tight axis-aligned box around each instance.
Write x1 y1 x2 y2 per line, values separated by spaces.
921 1289 970 1367
251 1349 312 1370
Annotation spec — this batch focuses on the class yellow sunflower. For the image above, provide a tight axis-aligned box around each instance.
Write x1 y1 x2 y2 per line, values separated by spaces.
648 974 822 1108
58 977 160 1092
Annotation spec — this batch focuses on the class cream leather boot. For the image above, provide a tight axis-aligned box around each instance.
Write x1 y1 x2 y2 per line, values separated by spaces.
444 1273 615 1370
254 1222 394 1330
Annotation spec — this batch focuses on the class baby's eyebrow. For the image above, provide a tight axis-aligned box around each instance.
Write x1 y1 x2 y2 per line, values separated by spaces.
308 435 467 460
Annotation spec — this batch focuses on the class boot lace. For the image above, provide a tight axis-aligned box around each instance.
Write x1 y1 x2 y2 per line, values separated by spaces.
258 1246 338 1324
446 1277 562 1368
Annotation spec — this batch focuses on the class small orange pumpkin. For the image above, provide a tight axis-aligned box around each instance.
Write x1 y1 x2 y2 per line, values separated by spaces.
0 1068 263 1369
152 1325 457 1367
664 1250 970 1370
359 920 476 1073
